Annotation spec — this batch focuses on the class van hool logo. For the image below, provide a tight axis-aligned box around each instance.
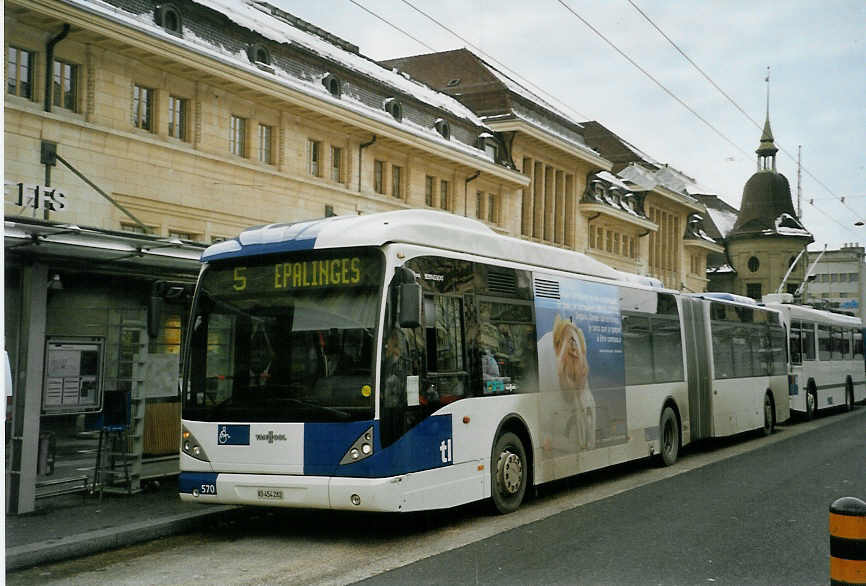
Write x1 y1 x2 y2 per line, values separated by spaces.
255 431 287 444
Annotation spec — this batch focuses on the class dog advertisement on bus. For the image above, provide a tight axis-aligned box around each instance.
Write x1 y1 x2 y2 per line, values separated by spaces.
535 278 627 477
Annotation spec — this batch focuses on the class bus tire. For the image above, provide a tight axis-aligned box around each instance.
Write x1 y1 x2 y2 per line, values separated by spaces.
762 392 775 436
844 379 854 411
490 431 527 514
658 406 680 467
805 385 817 420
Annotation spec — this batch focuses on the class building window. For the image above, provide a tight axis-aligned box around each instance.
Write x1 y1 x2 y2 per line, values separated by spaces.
434 118 450 140
8 47 34 99
391 165 402 199
168 95 188 140
120 222 153 234
374 160 385 194
440 180 450 210
487 193 496 223
307 139 321 176
258 124 273 164
168 229 197 241
155 4 183 35
747 256 760 272
330 146 343 182
476 191 484 219
230 115 247 157
210 235 227 244
425 176 434 206
322 73 342 98
53 60 78 111
746 283 762 300
484 141 498 161
133 85 154 131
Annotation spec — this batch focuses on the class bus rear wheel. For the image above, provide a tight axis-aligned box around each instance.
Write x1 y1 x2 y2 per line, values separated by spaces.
658 406 680 467
490 431 527 514
844 380 854 411
805 387 817 420
762 392 775 436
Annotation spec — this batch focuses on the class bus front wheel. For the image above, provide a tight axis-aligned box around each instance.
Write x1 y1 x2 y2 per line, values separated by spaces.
490 431 527 514
658 406 680 467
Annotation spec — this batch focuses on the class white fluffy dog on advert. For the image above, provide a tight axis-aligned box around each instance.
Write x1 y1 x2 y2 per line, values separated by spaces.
537 315 596 452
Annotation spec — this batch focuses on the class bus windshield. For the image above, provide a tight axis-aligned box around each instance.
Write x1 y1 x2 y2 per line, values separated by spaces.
182 248 383 423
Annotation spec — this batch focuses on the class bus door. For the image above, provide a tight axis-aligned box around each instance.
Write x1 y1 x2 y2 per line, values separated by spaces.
682 297 712 440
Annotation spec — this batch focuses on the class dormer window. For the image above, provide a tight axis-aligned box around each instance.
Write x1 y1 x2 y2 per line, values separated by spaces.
434 118 450 140
322 73 342 98
155 4 183 36
247 43 274 73
477 132 499 162
383 98 403 122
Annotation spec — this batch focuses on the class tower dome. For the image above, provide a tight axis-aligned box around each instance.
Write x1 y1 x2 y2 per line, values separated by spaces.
728 94 812 243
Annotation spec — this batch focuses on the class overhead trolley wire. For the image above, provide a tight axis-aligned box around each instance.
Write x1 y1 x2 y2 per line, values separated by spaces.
393 0 593 122
555 0 751 160
347 0 436 53
626 0 861 220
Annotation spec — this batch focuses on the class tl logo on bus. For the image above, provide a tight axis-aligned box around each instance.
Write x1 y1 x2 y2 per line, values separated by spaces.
439 438 453 464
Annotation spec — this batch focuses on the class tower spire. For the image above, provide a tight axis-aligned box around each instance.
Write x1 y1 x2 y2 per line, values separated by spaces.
756 66 778 171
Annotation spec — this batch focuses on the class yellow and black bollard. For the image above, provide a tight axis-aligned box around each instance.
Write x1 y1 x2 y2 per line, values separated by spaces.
830 497 866 585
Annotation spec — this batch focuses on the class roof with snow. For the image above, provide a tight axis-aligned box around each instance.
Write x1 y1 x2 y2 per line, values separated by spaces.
65 0 502 164
379 49 605 164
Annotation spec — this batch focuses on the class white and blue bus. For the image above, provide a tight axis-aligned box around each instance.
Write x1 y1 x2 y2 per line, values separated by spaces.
763 297 864 418
179 210 789 513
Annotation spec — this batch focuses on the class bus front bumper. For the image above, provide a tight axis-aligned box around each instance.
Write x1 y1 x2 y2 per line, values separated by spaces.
178 461 487 512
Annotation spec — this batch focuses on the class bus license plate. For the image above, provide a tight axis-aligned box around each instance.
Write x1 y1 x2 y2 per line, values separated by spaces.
257 489 283 500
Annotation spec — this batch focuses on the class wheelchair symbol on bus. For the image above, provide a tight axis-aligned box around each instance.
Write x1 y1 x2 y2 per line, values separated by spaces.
218 426 231 445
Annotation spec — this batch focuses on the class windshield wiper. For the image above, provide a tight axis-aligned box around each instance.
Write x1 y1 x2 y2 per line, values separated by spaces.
283 397 350 419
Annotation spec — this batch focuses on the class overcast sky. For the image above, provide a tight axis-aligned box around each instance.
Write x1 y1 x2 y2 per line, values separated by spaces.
275 0 865 252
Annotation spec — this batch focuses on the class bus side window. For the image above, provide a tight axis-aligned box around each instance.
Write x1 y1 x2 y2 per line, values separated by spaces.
422 295 467 407
854 331 864 360
841 328 852 360
818 325 831 361
803 323 816 361
790 320 802 365
476 299 537 395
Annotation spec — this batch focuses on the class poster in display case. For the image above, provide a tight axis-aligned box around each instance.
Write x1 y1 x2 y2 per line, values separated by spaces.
42 338 104 414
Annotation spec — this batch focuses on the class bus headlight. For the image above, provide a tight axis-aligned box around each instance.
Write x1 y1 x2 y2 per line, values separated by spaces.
339 426 375 465
181 426 210 462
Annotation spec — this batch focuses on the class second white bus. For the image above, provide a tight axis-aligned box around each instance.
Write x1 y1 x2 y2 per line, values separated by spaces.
764 299 865 418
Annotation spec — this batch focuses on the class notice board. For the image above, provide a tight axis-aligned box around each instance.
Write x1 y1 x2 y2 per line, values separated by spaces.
43 338 104 414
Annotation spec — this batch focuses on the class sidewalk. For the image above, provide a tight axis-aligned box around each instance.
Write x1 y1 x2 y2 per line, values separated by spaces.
5 477 237 571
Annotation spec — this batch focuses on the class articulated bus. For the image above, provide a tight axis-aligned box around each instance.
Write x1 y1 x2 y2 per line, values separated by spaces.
763 298 865 418
179 210 789 514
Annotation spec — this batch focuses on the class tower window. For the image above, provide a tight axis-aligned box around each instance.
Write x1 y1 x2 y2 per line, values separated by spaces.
747 256 760 272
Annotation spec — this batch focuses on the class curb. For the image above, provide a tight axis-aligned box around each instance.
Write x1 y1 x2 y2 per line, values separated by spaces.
6 506 239 571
